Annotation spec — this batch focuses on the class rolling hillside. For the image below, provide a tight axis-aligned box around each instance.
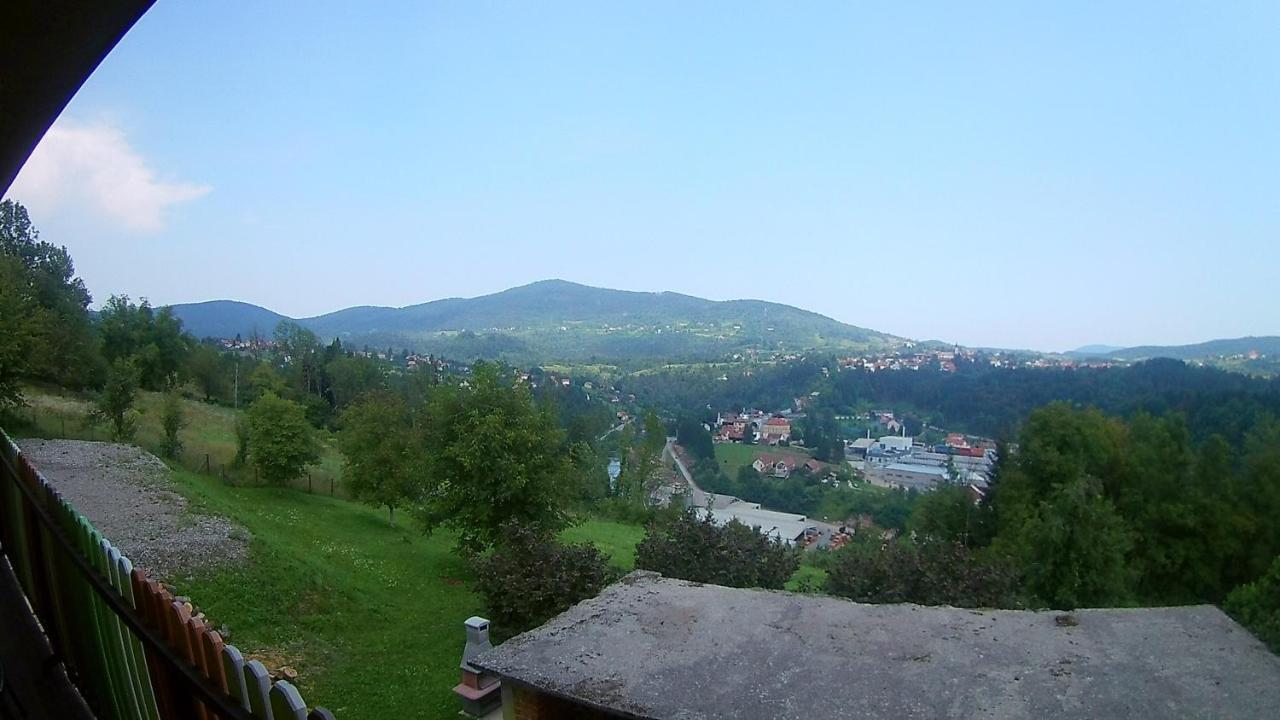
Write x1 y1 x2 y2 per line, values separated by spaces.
1066 336 1280 377
1101 336 1280 361
170 280 903 363
166 300 289 340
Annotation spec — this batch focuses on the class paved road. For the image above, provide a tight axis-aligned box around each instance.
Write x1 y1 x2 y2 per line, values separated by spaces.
598 418 633 442
663 437 709 507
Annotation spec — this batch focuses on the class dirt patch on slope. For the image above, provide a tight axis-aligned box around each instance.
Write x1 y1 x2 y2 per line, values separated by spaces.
16 439 249 582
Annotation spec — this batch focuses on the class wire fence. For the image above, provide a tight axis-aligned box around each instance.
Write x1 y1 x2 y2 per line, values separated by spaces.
6 404 347 499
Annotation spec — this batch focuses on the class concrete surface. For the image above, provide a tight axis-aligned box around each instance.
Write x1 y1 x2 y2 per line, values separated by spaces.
475 571 1280 719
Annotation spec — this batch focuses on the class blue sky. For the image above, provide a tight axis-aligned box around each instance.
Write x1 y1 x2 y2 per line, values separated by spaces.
5 1 1279 351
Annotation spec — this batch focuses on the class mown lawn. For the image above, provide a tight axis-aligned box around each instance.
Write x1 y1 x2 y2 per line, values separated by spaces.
167 470 658 719
171 469 484 719
713 442 813 477
562 519 647 569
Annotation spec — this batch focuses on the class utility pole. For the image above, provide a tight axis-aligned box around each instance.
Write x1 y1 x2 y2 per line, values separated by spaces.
234 357 239 409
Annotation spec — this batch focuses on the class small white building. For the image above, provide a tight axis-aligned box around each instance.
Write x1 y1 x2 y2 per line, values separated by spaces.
876 436 914 453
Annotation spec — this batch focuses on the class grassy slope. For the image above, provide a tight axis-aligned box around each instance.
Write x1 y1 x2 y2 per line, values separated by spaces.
171 473 651 718
170 470 479 719
18 385 343 490
562 519 647 569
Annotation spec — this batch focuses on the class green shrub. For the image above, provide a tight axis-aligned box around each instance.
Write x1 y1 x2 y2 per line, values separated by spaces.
635 507 800 590
158 391 185 458
474 522 619 638
1225 556 1280 654
824 536 1020 608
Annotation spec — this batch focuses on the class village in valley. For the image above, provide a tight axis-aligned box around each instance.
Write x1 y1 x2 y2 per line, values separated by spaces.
659 398 1000 552
711 406 995 490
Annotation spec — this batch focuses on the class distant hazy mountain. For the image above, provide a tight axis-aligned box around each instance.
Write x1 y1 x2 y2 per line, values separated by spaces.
1069 344 1125 355
1101 336 1280 361
167 300 288 340
170 280 903 363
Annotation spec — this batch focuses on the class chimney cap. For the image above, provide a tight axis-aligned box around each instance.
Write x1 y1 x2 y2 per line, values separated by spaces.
465 616 490 630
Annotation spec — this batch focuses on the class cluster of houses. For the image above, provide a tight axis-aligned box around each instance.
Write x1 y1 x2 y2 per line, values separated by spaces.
712 411 794 445
837 347 971 373
836 347 1125 373
750 454 834 480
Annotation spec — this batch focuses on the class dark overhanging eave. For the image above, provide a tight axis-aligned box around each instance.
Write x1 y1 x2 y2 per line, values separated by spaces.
0 0 156 196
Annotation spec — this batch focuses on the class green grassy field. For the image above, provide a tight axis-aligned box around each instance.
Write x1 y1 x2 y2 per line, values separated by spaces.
165 474 817 718
170 470 480 718
16 385 344 492
713 442 813 477
562 519 647 569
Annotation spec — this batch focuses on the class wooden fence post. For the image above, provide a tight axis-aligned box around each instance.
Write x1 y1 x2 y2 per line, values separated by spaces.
307 474 312 493
204 455 210 474
329 477 334 496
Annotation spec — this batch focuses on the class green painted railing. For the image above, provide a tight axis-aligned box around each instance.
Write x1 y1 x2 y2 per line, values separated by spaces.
0 430 335 720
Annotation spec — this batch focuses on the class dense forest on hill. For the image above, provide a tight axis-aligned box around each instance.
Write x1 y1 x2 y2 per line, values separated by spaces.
169 280 903 365
622 357 1280 444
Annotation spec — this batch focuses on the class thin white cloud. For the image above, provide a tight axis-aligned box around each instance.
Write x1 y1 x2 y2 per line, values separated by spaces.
6 119 210 232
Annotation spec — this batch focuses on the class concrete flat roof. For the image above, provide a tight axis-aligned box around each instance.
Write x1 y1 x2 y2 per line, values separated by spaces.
882 462 949 477
474 572 1280 720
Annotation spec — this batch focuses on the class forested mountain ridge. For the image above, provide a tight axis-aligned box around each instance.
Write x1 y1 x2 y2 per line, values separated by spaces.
161 300 289 340
1069 336 1280 360
169 280 904 363
1066 336 1280 377
623 357 1280 445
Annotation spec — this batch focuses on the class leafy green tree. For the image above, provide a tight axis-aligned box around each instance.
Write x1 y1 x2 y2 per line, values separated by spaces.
247 361 287 401
997 474 1133 608
909 484 993 548
326 354 385 409
0 200 100 389
92 358 140 441
801 405 844 462
97 295 193 390
273 321 323 396
186 343 230 401
233 416 251 467
473 522 618 638
0 256 37 411
246 391 318 485
613 411 666 509
568 439 610 503
417 362 575 550
824 535 1020 608
635 507 801 590
1240 417 1280 582
676 414 714 460
1224 555 1280 654
337 391 423 525
159 392 186 458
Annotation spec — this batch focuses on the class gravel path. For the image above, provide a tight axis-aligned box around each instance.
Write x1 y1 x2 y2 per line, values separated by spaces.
16 439 249 582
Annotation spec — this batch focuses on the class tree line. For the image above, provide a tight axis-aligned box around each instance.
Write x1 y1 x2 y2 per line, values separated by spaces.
620 354 1280 446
